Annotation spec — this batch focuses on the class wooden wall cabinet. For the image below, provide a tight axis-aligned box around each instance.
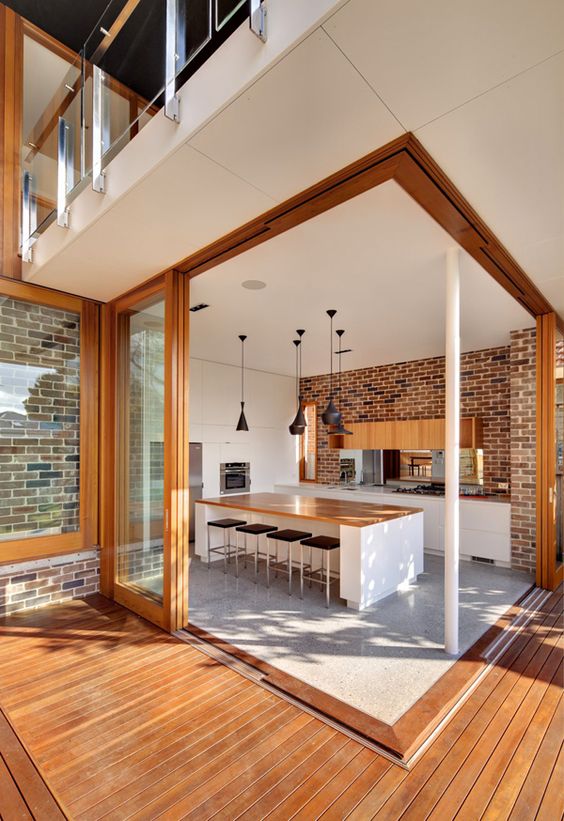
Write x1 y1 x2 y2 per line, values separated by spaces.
328 417 483 450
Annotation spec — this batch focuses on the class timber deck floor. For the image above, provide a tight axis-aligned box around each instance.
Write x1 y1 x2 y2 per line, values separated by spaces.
0 589 561 820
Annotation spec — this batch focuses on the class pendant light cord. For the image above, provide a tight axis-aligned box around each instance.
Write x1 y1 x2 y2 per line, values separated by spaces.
329 313 333 395
339 332 342 395
295 343 299 406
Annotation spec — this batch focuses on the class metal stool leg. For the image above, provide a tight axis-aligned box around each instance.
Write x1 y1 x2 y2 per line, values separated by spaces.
300 544 304 600
309 546 313 588
223 531 227 574
255 535 259 583
288 542 292 596
266 541 270 588
235 530 239 578
326 553 330 608
275 544 278 578
244 533 247 569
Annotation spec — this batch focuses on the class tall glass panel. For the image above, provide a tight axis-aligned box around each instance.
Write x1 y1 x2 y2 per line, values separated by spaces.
21 36 83 240
117 293 165 603
0 297 80 541
555 328 563 566
85 0 166 172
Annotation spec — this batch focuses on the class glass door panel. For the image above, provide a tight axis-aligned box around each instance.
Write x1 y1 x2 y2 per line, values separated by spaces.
116 290 165 605
555 328 563 572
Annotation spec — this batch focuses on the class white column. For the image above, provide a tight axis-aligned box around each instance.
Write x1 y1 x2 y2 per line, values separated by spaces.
445 247 460 655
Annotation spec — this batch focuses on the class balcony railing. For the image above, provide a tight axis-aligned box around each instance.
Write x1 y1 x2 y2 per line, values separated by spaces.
21 0 267 262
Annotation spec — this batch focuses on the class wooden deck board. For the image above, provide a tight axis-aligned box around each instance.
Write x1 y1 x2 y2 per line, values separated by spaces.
0 709 64 820
372 596 563 820
0 591 560 820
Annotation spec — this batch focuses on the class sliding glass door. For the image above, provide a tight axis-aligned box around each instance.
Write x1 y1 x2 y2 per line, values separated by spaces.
117 290 166 604
101 272 189 630
537 313 563 591
554 327 563 584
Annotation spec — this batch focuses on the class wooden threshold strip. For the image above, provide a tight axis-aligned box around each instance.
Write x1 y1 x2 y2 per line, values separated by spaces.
184 583 538 762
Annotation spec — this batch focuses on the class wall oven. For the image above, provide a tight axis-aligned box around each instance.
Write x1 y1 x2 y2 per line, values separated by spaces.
219 462 251 495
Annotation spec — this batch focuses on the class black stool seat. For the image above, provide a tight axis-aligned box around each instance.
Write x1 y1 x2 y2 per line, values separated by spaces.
208 518 247 529
236 523 278 535
301 535 340 550
267 529 312 543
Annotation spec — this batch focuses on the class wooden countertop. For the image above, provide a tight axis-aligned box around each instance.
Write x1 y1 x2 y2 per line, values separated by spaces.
196 492 422 528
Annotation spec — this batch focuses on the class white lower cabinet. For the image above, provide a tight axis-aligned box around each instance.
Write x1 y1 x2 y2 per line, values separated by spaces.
274 484 511 566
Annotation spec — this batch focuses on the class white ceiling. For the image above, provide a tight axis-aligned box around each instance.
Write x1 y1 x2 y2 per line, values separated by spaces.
26 0 564 322
189 181 530 376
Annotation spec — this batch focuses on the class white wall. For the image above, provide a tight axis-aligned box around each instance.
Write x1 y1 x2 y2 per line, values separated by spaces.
189 358 299 497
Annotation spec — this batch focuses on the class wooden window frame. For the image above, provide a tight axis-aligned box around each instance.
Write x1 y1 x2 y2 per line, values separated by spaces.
299 401 318 483
0 277 99 564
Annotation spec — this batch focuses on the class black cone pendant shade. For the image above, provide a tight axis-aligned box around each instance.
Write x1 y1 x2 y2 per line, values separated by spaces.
289 331 307 435
236 402 249 432
321 310 342 426
236 334 249 431
332 420 353 435
333 328 352 434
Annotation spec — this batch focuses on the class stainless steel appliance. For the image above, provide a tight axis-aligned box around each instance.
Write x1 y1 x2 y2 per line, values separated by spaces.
338 449 383 485
220 462 251 495
189 443 203 541
361 450 383 485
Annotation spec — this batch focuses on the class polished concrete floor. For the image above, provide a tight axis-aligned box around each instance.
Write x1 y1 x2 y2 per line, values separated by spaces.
188 551 533 724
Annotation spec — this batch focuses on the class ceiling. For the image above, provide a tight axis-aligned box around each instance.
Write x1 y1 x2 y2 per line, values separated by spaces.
25 0 564 322
189 181 530 376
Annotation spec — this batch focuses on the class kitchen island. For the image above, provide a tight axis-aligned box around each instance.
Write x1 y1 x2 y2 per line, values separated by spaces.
195 492 423 609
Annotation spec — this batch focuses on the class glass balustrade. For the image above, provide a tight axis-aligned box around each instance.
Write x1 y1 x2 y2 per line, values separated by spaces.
20 0 252 256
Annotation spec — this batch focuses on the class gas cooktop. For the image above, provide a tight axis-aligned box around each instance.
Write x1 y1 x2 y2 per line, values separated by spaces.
394 484 445 496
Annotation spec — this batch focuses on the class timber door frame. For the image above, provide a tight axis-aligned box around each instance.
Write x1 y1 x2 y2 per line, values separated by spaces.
537 313 563 590
120 133 560 597
99 270 189 631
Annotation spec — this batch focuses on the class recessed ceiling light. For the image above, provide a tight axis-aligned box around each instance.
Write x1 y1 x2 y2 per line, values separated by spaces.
242 280 266 290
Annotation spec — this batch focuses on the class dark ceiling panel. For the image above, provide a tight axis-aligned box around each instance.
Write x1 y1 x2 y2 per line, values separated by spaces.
2 0 126 53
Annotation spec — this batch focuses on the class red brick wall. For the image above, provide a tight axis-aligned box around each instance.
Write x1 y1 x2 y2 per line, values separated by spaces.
300 345 511 495
510 328 536 573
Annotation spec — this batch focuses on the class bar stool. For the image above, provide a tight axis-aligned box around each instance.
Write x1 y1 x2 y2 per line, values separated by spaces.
235 523 278 582
266 529 312 595
207 518 247 574
300 535 340 607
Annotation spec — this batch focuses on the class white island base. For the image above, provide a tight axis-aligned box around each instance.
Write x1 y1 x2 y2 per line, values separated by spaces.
195 494 424 611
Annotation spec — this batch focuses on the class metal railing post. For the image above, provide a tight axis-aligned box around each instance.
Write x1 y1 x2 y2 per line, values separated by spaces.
249 0 267 42
92 66 105 193
57 117 70 228
165 0 180 122
21 171 34 263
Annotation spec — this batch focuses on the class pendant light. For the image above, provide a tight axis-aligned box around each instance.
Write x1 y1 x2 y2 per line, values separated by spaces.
321 309 342 426
331 328 352 435
236 334 249 431
289 329 307 435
